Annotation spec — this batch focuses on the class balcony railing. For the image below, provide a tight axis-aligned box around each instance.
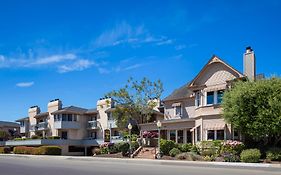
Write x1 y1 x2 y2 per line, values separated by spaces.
87 120 98 129
54 121 80 129
29 125 37 132
36 122 48 130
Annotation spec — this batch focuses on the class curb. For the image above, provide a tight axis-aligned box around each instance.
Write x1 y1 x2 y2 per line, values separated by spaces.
1 154 281 170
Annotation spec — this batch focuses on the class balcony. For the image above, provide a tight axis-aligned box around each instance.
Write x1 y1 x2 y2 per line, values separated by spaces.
88 121 98 129
20 126 28 133
29 125 37 132
108 120 117 128
54 121 80 129
36 122 48 130
194 104 222 117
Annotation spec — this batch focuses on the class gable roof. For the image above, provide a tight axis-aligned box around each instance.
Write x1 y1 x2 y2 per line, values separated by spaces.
163 82 193 102
51 106 88 115
0 121 20 127
189 55 244 87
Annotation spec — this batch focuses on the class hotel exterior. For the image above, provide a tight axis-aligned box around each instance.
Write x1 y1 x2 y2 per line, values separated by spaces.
6 98 122 155
2 47 257 155
139 47 257 145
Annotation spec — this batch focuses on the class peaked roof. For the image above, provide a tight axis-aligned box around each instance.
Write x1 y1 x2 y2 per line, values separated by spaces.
51 106 88 115
0 121 20 127
163 82 193 102
189 55 244 87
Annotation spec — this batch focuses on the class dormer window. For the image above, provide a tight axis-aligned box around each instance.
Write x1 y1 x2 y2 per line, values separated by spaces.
175 105 182 117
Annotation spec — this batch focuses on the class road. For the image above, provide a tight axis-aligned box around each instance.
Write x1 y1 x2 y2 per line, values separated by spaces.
0 156 279 175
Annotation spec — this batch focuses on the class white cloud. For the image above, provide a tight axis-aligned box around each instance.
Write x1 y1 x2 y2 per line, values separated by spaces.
30 54 76 65
156 39 173 46
16 82 34 88
175 44 186 50
58 59 94 73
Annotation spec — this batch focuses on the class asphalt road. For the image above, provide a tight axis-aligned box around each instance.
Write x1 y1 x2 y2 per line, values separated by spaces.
0 156 279 175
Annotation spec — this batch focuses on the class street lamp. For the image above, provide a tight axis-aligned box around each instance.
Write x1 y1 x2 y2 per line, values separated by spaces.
156 120 162 159
128 123 132 158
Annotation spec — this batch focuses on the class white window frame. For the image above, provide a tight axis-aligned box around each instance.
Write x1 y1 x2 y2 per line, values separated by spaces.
174 105 182 117
195 91 201 107
206 129 225 140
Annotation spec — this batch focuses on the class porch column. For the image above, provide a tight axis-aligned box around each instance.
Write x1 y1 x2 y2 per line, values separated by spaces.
167 130 170 140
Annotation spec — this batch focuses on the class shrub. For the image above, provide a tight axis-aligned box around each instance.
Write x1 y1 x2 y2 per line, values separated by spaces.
47 136 61 140
190 145 199 154
221 140 245 155
32 147 44 155
92 148 101 155
0 147 10 154
203 155 216 161
160 139 176 155
200 141 222 156
108 144 118 154
179 143 192 152
169 148 181 157
240 149 261 163
39 146 61 155
266 147 281 161
13 146 34 154
222 153 240 162
176 152 203 161
131 141 140 152
100 147 109 154
31 135 42 140
116 142 130 156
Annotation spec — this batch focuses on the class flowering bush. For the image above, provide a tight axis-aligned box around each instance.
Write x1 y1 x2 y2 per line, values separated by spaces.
142 131 158 138
221 140 245 162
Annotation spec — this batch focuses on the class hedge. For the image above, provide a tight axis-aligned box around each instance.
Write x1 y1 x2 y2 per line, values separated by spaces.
0 147 11 154
13 146 61 155
266 147 281 161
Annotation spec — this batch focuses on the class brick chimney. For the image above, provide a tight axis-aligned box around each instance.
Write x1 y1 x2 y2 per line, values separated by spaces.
243 46 256 81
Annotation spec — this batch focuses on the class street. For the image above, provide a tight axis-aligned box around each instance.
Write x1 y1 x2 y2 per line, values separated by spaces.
0 156 279 175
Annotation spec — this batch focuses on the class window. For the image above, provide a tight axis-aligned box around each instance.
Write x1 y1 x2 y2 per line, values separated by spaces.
175 105 182 117
196 126 201 142
67 114 72 121
88 131 97 139
186 131 192 143
73 114 77 121
234 130 239 140
20 121 25 127
216 130 225 140
170 130 176 142
217 90 224 104
177 130 184 143
195 91 201 107
207 130 215 140
207 91 214 105
62 114 67 121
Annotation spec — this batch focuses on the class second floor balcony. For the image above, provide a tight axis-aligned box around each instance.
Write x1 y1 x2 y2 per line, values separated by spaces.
54 121 80 129
36 122 48 130
88 121 98 129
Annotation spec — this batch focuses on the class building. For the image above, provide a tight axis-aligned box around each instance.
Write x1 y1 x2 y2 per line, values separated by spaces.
0 121 20 141
139 47 256 144
6 98 122 155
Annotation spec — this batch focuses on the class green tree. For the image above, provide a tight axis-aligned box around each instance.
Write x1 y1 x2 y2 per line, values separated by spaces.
105 77 163 128
0 130 9 141
222 77 281 146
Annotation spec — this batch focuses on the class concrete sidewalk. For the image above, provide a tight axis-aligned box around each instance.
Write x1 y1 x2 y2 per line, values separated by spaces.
1 154 281 171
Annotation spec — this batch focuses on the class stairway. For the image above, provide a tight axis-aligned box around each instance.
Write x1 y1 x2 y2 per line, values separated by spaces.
135 147 156 159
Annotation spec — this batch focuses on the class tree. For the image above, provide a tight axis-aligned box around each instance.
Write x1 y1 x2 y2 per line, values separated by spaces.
105 77 163 128
222 77 281 146
0 130 9 141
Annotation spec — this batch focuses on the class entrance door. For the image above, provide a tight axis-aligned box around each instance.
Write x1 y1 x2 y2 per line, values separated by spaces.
61 131 68 139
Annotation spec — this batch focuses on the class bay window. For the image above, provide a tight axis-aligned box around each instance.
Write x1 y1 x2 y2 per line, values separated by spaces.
207 91 214 105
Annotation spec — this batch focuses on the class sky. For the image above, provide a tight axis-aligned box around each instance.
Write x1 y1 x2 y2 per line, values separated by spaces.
0 0 281 121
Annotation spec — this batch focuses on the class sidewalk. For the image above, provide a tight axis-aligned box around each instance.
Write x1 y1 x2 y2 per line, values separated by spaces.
1 154 281 170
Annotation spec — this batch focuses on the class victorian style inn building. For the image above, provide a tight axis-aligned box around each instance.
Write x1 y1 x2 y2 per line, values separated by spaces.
1 47 257 155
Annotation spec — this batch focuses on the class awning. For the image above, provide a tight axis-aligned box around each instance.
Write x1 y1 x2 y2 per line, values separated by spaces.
204 123 226 130
172 102 181 107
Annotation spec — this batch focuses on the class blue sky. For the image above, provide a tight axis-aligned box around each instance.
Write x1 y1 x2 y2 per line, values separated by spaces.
1 0 281 121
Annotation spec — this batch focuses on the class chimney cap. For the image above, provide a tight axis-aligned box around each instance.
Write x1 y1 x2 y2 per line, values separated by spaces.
49 99 60 102
246 46 253 52
30 105 39 108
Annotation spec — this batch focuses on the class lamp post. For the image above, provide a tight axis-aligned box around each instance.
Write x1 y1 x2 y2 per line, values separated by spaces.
128 123 132 158
156 120 162 159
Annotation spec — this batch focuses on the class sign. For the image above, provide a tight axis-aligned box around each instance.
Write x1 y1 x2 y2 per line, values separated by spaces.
104 129 111 142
